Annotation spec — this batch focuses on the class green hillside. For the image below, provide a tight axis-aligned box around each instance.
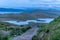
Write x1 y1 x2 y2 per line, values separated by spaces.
32 16 60 40
0 22 31 40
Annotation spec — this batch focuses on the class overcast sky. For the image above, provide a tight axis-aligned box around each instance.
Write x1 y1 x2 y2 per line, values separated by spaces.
0 0 60 8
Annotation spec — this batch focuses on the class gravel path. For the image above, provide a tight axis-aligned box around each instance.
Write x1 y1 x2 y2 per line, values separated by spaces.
12 27 38 40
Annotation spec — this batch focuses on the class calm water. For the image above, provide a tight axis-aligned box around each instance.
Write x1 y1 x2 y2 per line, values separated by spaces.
0 12 22 14
4 18 54 25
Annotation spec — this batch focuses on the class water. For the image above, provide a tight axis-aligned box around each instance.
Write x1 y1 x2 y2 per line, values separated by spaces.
37 18 54 23
0 12 22 14
4 18 54 25
5 21 29 25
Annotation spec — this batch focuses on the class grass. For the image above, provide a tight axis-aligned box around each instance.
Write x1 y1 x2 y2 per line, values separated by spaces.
32 16 60 40
0 22 31 40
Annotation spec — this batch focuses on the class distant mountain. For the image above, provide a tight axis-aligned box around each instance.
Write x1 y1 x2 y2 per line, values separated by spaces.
0 7 60 12
0 8 37 12
0 7 57 12
0 8 24 12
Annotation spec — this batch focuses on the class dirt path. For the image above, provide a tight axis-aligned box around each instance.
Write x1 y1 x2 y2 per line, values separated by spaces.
12 27 38 40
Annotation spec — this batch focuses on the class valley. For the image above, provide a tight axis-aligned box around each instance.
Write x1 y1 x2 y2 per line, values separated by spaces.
0 0 60 40
0 10 60 40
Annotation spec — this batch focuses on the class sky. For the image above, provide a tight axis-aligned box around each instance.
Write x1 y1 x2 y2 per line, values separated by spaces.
0 0 60 8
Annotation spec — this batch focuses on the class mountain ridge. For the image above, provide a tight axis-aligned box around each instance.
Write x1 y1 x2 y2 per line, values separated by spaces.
0 9 60 21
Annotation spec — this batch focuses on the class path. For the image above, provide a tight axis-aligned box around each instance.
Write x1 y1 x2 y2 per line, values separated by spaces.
12 27 38 40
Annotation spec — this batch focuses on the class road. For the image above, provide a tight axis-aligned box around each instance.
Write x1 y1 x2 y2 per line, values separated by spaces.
12 27 39 40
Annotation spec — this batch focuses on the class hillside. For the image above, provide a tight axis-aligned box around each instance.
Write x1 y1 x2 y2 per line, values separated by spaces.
32 16 60 40
0 10 60 21
0 22 31 40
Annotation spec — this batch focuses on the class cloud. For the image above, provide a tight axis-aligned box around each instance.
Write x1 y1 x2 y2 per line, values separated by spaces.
0 0 60 8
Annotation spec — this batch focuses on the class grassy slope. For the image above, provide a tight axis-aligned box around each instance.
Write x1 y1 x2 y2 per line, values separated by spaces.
0 22 31 40
32 16 60 40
